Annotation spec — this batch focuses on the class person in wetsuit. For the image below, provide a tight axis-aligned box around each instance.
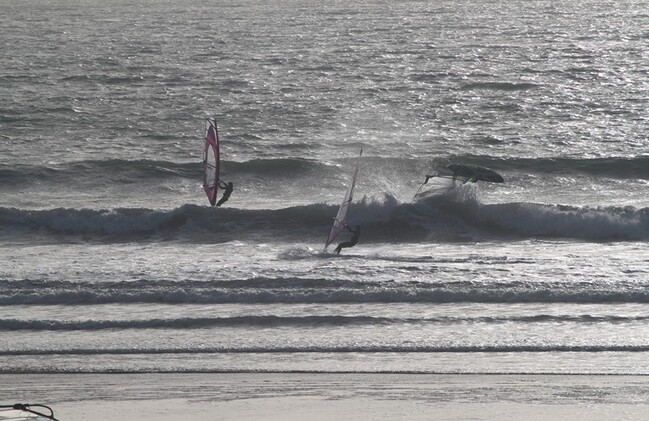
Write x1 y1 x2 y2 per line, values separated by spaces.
334 224 360 255
216 181 233 207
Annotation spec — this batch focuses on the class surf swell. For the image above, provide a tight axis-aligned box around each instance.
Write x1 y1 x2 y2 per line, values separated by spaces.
3 155 649 190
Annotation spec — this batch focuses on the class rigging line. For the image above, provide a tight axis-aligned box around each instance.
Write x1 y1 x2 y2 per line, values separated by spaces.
0 403 60 421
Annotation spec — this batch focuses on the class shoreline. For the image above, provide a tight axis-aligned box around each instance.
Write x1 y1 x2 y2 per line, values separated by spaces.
5 372 649 420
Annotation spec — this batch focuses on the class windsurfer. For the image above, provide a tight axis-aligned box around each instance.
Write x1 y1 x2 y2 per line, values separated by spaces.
334 224 360 255
217 181 233 207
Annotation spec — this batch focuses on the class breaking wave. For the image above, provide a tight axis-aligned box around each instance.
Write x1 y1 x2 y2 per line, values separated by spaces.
3 344 649 357
2 192 649 243
1 314 647 331
2 277 649 305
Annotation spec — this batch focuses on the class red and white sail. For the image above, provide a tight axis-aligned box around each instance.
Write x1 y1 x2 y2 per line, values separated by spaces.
203 119 220 206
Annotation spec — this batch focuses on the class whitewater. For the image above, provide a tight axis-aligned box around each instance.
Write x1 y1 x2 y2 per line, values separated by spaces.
2 0 649 386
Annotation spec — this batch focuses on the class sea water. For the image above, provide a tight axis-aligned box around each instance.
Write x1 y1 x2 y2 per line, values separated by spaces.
2 0 649 380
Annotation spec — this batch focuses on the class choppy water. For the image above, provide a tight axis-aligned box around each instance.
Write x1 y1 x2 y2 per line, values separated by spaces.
1 0 649 376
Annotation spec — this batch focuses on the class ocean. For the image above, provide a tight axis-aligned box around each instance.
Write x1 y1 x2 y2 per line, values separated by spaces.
2 0 649 392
